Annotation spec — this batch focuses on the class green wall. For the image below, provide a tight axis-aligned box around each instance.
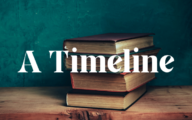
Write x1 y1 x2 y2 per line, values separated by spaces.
0 0 192 87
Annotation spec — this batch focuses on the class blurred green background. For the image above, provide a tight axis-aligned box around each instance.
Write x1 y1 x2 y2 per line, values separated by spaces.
0 0 192 87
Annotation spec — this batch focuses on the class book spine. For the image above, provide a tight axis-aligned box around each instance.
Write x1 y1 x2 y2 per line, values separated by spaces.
70 73 75 88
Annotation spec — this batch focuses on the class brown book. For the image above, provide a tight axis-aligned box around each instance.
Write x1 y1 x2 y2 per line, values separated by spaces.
64 33 154 54
65 47 161 73
70 64 155 92
66 84 146 110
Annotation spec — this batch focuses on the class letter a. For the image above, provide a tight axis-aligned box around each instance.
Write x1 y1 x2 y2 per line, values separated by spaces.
18 51 41 73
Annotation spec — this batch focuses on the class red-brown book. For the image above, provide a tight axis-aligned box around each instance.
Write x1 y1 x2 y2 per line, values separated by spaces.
70 64 155 92
65 47 160 73
63 33 154 54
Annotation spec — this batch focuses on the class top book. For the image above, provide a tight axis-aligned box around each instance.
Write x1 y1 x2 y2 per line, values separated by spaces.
64 33 154 54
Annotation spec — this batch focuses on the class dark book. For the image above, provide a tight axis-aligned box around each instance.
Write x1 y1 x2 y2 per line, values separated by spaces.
64 33 154 54
70 64 155 92
66 84 146 110
65 47 161 73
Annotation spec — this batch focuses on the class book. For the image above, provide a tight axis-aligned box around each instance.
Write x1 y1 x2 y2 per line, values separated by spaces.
70 64 155 92
66 84 146 110
64 33 154 54
65 47 161 72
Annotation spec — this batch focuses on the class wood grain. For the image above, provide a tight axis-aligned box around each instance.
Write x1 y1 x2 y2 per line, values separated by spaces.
0 86 192 120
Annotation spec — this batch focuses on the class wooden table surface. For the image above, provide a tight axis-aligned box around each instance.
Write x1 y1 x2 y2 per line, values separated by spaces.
0 86 192 120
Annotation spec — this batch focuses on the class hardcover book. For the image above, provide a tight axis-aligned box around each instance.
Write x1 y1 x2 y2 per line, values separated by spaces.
70 64 155 92
65 47 161 72
64 33 154 54
66 84 146 110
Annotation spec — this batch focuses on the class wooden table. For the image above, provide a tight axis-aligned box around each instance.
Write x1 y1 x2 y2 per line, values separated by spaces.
0 86 192 120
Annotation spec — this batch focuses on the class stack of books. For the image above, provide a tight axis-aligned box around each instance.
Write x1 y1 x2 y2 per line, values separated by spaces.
64 33 160 110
